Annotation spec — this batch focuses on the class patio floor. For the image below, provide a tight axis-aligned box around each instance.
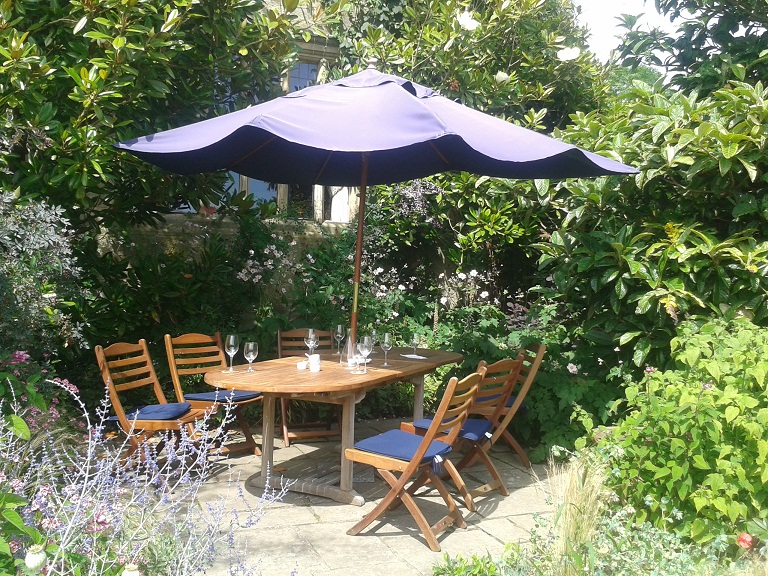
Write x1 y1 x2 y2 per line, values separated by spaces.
198 418 553 576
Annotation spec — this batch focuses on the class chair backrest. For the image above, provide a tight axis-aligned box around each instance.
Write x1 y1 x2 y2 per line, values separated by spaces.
516 343 546 393
95 339 168 429
277 328 333 358
423 368 485 449
473 355 524 417
164 332 228 402
488 343 546 444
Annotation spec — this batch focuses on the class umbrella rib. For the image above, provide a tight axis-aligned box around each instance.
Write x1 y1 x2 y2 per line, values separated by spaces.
313 151 333 184
228 135 278 170
428 141 451 167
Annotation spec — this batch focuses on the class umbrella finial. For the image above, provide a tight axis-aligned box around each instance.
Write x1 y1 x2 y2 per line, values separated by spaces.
366 58 378 70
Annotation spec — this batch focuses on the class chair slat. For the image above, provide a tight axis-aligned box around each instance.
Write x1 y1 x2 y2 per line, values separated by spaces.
164 331 261 456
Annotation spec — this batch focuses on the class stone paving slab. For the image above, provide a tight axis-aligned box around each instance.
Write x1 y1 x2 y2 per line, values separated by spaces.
199 419 553 576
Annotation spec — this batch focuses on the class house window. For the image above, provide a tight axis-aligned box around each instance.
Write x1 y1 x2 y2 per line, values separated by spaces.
234 37 353 224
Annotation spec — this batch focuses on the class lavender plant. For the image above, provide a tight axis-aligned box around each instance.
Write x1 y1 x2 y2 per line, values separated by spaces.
1 371 286 576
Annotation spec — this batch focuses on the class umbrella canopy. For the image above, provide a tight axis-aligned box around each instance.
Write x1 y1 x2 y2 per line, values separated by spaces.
116 67 638 341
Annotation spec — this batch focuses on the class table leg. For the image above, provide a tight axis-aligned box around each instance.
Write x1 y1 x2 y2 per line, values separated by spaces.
339 394 356 492
260 395 276 482
412 375 425 420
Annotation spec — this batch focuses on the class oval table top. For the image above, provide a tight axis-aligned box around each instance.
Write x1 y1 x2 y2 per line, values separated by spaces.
204 347 464 396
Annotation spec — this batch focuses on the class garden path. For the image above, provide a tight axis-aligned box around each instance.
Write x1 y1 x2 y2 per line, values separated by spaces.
197 418 553 576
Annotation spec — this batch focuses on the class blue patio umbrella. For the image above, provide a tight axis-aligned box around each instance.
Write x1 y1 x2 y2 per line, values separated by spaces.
116 66 638 341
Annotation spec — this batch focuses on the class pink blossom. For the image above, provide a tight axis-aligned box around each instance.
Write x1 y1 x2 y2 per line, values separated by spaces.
737 532 754 549
10 350 31 364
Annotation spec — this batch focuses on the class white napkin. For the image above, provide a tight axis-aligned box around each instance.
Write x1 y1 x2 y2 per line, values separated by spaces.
400 353 427 360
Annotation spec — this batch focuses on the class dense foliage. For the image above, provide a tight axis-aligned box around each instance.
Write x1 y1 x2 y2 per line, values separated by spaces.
544 79 768 369
617 0 768 94
0 193 83 357
601 318 768 545
0 0 301 232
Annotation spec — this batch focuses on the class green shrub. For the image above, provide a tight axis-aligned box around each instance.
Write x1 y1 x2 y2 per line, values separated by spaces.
0 193 83 357
601 318 768 544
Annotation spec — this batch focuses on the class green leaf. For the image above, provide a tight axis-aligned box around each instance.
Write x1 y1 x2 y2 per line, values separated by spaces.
724 405 739 423
692 454 709 470
1 509 27 533
738 158 758 182
282 0 299 11
8 415 30 440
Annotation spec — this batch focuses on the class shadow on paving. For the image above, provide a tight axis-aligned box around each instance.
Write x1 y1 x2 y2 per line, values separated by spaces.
199 418 553 576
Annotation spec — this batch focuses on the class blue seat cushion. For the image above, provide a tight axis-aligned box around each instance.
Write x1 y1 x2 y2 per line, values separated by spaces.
353 429 451 463
184 389 261 403
412 417 492 442
506 395 528 411
459 418 493 442
108 402 192 422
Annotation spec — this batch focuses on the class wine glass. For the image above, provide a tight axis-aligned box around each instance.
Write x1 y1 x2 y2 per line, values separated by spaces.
369 329 378 353
334 324 344 355
381 333 393 367
409 333 419 355
243 341 258 372
304 329 318 355
225 334 239 373
358 336 372 374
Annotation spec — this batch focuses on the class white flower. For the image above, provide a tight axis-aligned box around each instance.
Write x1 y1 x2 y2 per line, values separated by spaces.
494 71 510 84
567 363 578 375
556 47 581 61
614 346 620 352
25 545 47 573
470 269 478 277
479 290 489 299
456 10 479 31
440 296 448 305
457 272 467 280
598 357 604 365
398 284 406 291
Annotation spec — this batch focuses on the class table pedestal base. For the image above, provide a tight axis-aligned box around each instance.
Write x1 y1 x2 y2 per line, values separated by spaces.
252 472 366 506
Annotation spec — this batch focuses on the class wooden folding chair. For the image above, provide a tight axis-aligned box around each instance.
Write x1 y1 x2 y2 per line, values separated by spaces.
95 339 207 462
345 370 483 552
468 343 545 467
401 356 524 511
164 332 262 456
277 328 339 447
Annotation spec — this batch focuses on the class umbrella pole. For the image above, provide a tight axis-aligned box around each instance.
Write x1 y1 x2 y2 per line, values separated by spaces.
350 153 370 346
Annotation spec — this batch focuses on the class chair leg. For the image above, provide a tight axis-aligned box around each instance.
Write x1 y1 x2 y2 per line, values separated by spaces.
347 470 403 536
500 429 531 468
424 467 467 532
236 407 261 456
470 447 510 498
281 398 292 447
442 459 476 512
397 474 442 552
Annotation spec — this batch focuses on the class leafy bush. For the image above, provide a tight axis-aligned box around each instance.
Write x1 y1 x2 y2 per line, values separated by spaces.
0 193 84 357
433 452 761 575
600 318 768 544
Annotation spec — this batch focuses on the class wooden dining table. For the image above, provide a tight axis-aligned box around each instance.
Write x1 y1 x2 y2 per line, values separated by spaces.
205 347 463 505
